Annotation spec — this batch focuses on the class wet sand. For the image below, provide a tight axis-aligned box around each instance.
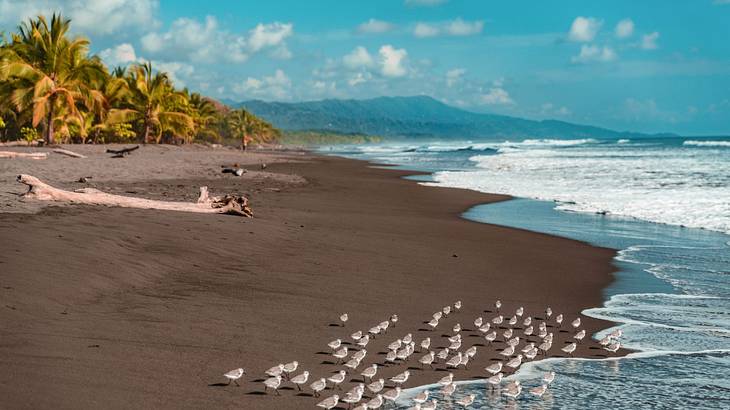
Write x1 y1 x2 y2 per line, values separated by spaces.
0 145 624 409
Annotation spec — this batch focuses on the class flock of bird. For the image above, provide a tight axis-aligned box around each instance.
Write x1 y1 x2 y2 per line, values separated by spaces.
222 301 623 409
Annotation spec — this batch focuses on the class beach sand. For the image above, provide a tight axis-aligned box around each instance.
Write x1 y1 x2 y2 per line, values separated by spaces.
0 145 624 409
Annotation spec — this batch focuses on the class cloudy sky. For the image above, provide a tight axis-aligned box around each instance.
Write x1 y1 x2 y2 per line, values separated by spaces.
1 0 729 135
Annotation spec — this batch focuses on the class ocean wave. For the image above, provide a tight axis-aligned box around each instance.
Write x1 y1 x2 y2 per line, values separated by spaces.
519 138 598 146
684 140 730 147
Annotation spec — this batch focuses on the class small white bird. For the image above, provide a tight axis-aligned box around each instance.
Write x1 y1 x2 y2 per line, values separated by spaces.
459 353 470 369
515 306 524 317
443 306 452 316
353 349 367 361
546 307 553 318
485 331 497 344
465 346 477 358
524 325 534 336
442 382 456 397
437 348 449 360
456 393 476 407
378 321 390 332
342 392 362 407
608 329 623 339
310 378 327 397
538 341 552 354
421 398 438 410
487 372 503 389
419 351 435 368
525 348 538 360
530 384 548 398
403 333 413 344
495 300 502 311
420 337 431 351
523 316 532 327
507 336 520 347
361 364 378 381
556 314 564 327
367 378 385 393
438 373 453 386
385 350 398 363
446 352 463 368
521 342 535 353
388 339 402 352
316 394 340 410
454 300 462 310
599 336 613 346
366 394 384 409
351 330 363 341
508 316 518 326
427 318 439 330
333 347 348 363
574 329 586 342
390 370 410 386
492 315 504 325
358 334 371 348
265 364 284 378
503 328 513 340
448 334 461 343
543 371 556 384
605 341 621 352
478 323 491 333
474 317 483 328
391 314 399 326
224 368 245 386
562 342 577 356
503 380 522 399
282 361 298 377
485 361 502 375
433 311 443 321
340 313 349 326
413 390 430 404
328 339 342 350
453 323 462 333
572 318 582 328
448 339 462 351
291 371 309 390
344 358 361 370
500 345 515 356
506 354 523 369
328 370 346 389
369 326 381 337
263 376 282 394
382 387 402 401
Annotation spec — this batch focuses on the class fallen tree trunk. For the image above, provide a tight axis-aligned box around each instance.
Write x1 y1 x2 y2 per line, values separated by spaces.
0 140 42 147
0 151 48 159
106 145 139 157
16 174 253 217
52 148 86 158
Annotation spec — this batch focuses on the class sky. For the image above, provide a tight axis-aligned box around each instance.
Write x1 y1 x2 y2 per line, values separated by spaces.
1 0 729 135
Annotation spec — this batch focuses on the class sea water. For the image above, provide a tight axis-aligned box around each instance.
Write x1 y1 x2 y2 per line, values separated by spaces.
324 137 730 409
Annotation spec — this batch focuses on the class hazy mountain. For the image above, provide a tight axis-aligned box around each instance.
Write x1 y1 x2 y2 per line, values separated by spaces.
236 96 674 140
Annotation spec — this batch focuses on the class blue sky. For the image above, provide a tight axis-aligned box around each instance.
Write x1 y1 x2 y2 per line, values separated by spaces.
1 0 729 135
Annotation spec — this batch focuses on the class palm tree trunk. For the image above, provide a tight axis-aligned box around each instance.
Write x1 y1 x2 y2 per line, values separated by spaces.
143 122 151 144
45 106 55 145
242 132 248 151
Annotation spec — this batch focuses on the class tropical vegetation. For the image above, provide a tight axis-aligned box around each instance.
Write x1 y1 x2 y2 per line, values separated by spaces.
0 13 279 146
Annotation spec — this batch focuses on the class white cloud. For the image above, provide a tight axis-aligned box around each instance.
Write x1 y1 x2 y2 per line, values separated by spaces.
348 72 372 86
0 0 159 35
405 0 448 6
234 69 291 100
615 18 634 38
641 31 660 50
568 16 602 42
480 87 514 105
379 45 408 77
357 18 395 34
153 61 194 88
99 43 138 67
140 17 292 63
446 68 466 87
343 46 375 69
541 103 571 116
571 44 617 63
413 19 483 38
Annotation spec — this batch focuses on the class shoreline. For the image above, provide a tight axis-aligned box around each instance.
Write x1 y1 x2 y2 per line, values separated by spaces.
0 145 625 409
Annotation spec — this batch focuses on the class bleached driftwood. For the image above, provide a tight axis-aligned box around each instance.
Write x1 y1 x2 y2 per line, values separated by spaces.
0 140 41 147
16 174 253 217
52 148 86 158
0 151 48 159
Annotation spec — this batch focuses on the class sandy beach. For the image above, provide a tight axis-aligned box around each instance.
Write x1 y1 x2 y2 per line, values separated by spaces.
0 145 625 409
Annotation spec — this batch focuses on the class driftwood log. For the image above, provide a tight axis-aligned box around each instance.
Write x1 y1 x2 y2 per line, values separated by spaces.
0 140 42 147
17 175 253 217
0 151 48 159
106 145 139 158
52 148 87 158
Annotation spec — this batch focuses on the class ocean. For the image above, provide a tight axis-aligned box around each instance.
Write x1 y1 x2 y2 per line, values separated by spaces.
323 137 730 409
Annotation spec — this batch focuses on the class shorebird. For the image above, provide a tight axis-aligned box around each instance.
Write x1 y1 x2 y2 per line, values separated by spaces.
478 323 491 334
413 390 430 404
391 314 399 327
521 342 535 353
385 350 398 364
574 329 586 342
263 376 282 394
456 394 476 407
503 380 522 399
367 378 385 393
572 318 582 328
437 348 449 361
506 354 523 369
545 333 554 343
369 326 381 338
562 342 577 356
485 361 502 375
366 394 384 409
543 371 556 385
555 314 563 327
538 328 548 339
503 328 514 340
224 368 245 386
507 336 520 347
342 391 362 407
358 334 371 348
599 336 612 346
442 382 456 397
454 300 462 311
608 329 623 339
283 361 298 379
427 318 439 330
523 316 532 327
316 394 340 410
420 337 431 351
446 352 463 368
443 306 452 316
382 387 402 401
419 351 435 368
438 373 453 386
515 306 524 317
353 349 367 361
310 378 327 397
465 346 477 358
388 339 402 352
453 323 462 333
525 348 538 360
433 311 443 321
396 346 410 361
265 364 284 378
421 399 438 410
492 315 504 325
352 330 363 341
361 364 378 381
495 300 502 312
345 358 361 371
486 372 503 389
403 333 413 344
340 313 349 326
448 334 461 343
346 383 365 397
291 371 309 390
524 325 534 336
327 370 346 389
459 353 470 369
390 370 410 386
448 339 462 351
378 321 390 333
530 384 548 398
474 317 483 328
538 341 552 354
508 316 518 326
605 341 621 352
546 307 553 318
333 347 348 363
500 345 515 356
328 339 342 350
485 331 497 344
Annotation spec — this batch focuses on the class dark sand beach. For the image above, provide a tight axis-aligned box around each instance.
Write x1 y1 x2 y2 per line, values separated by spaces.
0 145 625 409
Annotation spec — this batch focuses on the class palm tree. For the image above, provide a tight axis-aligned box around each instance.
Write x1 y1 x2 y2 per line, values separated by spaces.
108 62 193 143
226 109 257 150
0 14 105 144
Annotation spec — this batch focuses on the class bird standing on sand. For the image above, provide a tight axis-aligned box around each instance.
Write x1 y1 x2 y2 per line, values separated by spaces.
388 339 402 351
403 333 413 344
438 373 453 386
223 368 245 386
310 378 326 397
328 370 346 389
345 358 362 370
574 329 586 342
316 394 340 410
342 389 363 406
503 328 513 340
506 354 523 369
474 317 483 328
456 394 476 407
524 325 534 336
486 361 502 375
419 351 435 368
516 306 524 317
369 326 381 338
530 384 548 398
361 364 378 381
546 307 553 318
605 341 621 352
485 331 497 344
572 318 582 328
263 376 282 394
492 315 504 325
367 378 385 393
556 314 564 327
562 342 577 356
352 330 363 341
508 316 518 326
390 370 410 386
465 346 477 358
500 345 515 356
357 334 370 348
340 313 349 326
282 361 298 379
437 348 449 361
433 311 443 321
328 339 342 350
495 300 502 312
379 320 390 333
478 323 491 334
366 394 384 409
265 364 284 378
420 337 431 351
446 352 463 368
427 318 439 330
333 347 348 363
454 300 462 311
391 314 399 327
443 306 452 316
453 323 462 333
290 371 309 390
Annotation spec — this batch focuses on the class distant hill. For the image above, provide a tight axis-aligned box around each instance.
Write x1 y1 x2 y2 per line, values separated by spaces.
236 95 674 140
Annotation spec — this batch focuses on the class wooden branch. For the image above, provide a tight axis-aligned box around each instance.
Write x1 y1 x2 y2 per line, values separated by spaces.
0 140 41 147
106 145 139 157
0 151 48 159
16 174 253 217
52 148 87 158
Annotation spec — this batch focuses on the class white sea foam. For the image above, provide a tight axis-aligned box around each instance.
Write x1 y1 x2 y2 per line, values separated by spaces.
683 140 730 147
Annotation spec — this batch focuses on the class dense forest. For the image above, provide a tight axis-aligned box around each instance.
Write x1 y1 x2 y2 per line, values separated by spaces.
0 14 279 148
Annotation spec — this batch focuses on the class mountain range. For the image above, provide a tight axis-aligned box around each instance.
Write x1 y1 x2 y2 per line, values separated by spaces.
234 95 675 140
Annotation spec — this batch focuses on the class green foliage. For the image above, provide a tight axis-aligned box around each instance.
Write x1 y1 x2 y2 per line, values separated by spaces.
279 131 383 145
0 116 5 129
20 126 38 142
109 123 136 141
